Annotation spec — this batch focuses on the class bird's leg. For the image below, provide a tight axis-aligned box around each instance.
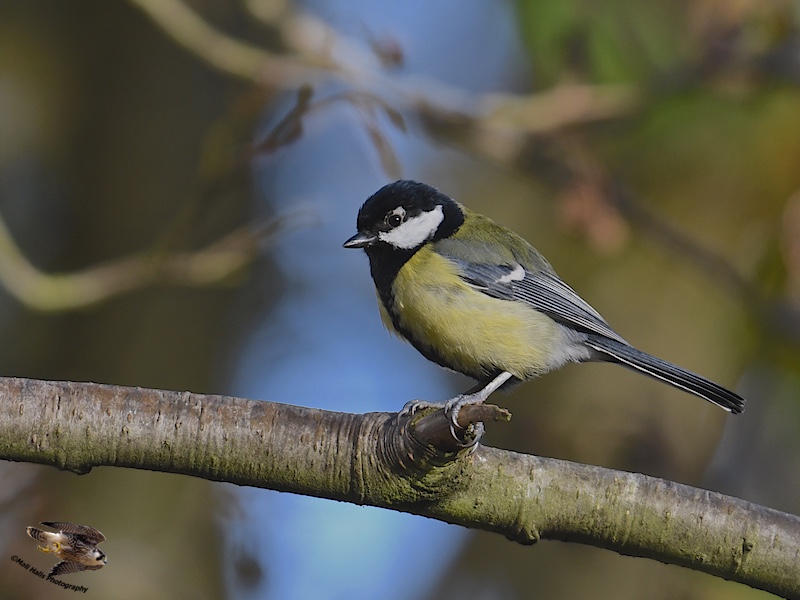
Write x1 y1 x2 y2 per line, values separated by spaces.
444 371 513 439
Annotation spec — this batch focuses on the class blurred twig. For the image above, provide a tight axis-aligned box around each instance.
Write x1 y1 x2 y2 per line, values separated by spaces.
0 215 285 312
249 86 407 178
0 64 324 314
128 0 328 85
128 0 641 136
612 184 800 347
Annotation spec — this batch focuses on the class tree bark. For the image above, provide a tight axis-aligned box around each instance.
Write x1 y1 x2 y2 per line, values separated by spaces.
0 377 797 598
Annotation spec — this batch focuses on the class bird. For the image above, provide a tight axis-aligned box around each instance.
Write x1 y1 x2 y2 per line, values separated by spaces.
343 180 745 434
26 522 107 577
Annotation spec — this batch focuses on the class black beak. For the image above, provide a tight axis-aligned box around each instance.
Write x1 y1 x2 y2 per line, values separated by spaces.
343 232 376 248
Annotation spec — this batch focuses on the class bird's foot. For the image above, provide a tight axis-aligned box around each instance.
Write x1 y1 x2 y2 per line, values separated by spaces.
37 542 58 554
399 394 491 440
443 392 489 441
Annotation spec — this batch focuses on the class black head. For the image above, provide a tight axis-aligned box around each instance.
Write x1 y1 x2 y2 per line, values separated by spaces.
343 180 464 252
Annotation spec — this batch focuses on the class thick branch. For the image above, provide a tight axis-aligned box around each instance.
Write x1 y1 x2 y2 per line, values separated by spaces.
0 377 797 597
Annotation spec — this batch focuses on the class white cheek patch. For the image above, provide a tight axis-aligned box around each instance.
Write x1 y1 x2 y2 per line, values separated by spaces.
379 205 444 249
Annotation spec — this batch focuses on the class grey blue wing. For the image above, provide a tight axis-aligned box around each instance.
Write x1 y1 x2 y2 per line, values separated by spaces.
514 271 628 342
41 522 105 544
452 259 626 343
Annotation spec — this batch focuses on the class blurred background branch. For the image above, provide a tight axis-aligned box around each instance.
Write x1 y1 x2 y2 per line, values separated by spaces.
129 0 326 83
0 215 280 312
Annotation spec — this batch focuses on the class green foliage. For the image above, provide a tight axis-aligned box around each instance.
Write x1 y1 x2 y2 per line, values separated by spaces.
515 0 686 85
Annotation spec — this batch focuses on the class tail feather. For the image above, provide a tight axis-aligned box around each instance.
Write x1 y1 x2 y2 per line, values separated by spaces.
585 336 745 414
26 527 46 543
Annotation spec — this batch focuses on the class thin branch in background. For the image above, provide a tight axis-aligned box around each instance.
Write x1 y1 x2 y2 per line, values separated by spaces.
0 214 290 313
611 182 800 347
250 86 407 178
128 0 643 137
479 83 641 135
128 0 327 86
250 85 315 155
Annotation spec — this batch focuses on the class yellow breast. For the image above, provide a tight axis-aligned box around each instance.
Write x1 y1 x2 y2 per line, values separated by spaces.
384 247 565 380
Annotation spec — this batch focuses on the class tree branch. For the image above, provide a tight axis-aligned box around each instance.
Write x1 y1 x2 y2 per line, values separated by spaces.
128 0 329 85
0 377 796 597
128 0 640 135
0 215 289 313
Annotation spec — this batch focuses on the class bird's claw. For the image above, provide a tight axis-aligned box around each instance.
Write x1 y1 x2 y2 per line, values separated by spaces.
443 393 492 446
398 399 445 418
442 398 463 437
37 542 58 554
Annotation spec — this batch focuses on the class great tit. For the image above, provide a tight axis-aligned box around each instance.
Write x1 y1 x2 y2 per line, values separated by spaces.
344 180 745 428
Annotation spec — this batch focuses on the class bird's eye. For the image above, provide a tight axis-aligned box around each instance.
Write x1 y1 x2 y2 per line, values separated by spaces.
385 208 405 228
